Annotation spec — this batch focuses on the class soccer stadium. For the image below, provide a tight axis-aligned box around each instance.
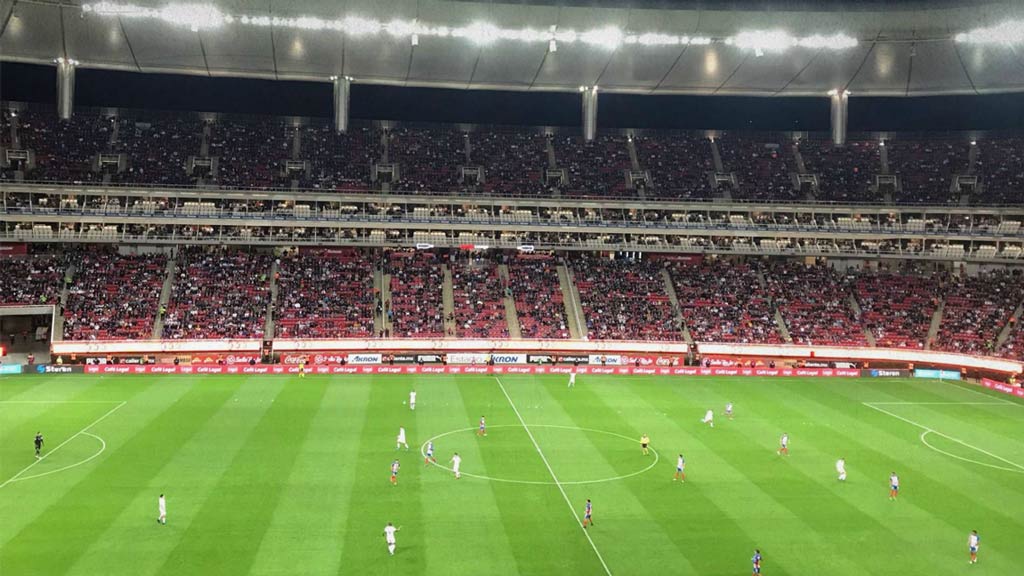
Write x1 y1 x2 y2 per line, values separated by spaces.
2 0 1024 574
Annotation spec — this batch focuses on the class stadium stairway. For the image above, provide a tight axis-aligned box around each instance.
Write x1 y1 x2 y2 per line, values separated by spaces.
925 299 945 350
848 294 877 346
52 264 76 342
497 264 523 339
558 263 587 340
150 256 177 339
995 302 1024 350
710 138 725 173
774 309 794 343
263 259 279 340
661 268 694 344
380 267 393 336
442 263 456 338
372 266 384 336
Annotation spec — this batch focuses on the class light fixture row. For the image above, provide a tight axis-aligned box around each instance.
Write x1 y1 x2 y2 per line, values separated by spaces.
80 2 860 54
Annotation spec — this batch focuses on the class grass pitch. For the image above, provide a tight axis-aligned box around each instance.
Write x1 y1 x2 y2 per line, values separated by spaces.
1 373 1022 575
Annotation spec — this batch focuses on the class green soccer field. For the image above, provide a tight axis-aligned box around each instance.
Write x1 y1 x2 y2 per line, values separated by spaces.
1 373 1022 576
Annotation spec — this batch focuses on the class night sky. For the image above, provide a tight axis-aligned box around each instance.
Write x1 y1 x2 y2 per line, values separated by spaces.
4 61 1024 133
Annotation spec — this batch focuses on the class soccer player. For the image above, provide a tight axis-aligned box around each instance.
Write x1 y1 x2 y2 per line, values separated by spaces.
450 453 462 479
568 371 576 388
157 494 167 525
408 390 416 411
298 360 306 379
640 433 650 456
674 454 686 482
968 530 980 564
889 472 899 500
396 426 408 450
752 549 762 575
383 522 400 556
777 433 789 456
836 457 847 481
390 459 400 485
424 441 436 465
582 499 594 528
477 416 487 437
34 431 44 458
701 409 714 428
725 402 734 419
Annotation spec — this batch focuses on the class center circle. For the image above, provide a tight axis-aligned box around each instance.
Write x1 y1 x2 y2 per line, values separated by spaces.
419 424 660 485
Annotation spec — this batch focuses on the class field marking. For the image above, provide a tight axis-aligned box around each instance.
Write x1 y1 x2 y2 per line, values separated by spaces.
919 431 1024 475
863 402 1024 474
0 400 126 404
420 424 659 485
0 401 126 489
5 432 108 483
866 402 1017 406
495 377 613 576
932 379 1023 406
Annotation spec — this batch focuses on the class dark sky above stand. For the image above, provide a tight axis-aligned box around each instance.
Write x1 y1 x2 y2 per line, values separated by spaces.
4 61 1024 132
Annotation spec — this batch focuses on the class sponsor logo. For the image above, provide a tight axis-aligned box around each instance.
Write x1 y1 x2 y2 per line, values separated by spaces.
588 355 622 366
346 353 382 365
491 354 527 365
914 369 961 380
0 364 23 375
36 364 77 374
869 369 903 377
527 355 555 364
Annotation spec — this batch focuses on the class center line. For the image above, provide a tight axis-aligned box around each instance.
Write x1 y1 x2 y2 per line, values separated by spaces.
494 377 613 576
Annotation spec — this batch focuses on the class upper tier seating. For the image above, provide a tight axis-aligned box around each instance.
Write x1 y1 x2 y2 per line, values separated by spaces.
389 127 465 193
553 134 631 198
717 135 797 201
110 115 203 185
298 125 378 191
468 129 549 196
798 139 881 202
887 140 972 204
634 133 713 199
208 119 290 189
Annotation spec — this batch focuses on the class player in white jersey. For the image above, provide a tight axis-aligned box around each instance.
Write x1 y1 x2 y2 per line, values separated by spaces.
383 522 401 555
889 472 899 500
701 409 714 428
568 371 576 388
450 453 462 479
836 458 847 481
725 402 734 419
157 494 167 525
968 530 980 564
424 440 436 464
778 433 789 456
397 426 408 450
674 454 686 482
409 390 416 411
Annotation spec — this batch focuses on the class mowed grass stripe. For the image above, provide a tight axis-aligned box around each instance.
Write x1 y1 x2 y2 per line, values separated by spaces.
736 377 1021 573
153 376 328 576
64 376 290 576
0 375 243 575
511 374 709 576
246 376 374 576
407 375 522 576
335 375 426 573
455 376 610 575
615 375 871 576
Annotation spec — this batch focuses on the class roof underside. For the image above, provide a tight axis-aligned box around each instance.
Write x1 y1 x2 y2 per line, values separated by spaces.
3 0 1024 97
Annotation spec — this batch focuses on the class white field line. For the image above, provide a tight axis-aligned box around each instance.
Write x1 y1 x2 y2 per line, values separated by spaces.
866 402 1016 406
934 379 1023 406
0 401 127 489
0 400 125 404
7 432 108 483
863 402 1024 473
494 377 612 576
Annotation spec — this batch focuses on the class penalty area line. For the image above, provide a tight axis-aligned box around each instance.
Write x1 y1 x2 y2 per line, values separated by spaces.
0 401 127 489
862 402 1024 474
494 376 613 576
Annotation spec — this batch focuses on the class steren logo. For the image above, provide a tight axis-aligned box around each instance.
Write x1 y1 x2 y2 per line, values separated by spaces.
37 365 74 374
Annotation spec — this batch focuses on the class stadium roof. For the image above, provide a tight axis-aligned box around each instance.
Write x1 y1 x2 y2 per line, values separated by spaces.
2 0 1024 97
